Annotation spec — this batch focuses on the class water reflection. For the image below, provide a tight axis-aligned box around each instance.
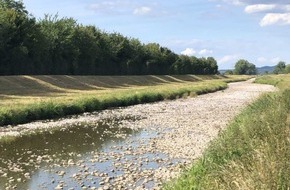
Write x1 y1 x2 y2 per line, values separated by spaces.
0 119 137 189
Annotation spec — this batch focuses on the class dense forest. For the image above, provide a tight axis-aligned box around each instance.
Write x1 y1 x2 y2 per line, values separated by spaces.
0 0 218 75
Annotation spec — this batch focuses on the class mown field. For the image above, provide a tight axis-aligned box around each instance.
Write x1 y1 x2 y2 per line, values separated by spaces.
165 74 290 190
0 75 250 126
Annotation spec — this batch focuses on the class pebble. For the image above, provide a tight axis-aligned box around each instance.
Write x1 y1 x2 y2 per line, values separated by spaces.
103 185 109 190
58 171 66 176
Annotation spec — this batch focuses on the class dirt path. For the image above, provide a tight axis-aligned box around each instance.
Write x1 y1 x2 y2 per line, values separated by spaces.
0 79 276 189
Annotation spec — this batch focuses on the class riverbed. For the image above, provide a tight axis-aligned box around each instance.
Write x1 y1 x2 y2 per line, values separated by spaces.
0 79 276 189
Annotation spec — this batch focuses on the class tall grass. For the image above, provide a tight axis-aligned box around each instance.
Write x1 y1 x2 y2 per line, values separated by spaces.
166 74 290 190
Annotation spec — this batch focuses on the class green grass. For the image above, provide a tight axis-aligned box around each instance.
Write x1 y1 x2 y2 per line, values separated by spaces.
165 74 290 190
255 74 290 90
0 75 250 126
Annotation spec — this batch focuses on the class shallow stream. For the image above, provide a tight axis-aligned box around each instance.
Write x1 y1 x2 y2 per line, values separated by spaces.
0 113 181 189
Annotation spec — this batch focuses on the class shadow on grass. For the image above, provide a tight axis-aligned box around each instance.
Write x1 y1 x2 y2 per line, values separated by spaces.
0 75 227 96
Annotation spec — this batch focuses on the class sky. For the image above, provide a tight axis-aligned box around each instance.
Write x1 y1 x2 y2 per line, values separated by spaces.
23 0 290 70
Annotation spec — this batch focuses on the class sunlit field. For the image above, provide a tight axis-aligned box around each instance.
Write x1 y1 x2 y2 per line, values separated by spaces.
0 75 250 126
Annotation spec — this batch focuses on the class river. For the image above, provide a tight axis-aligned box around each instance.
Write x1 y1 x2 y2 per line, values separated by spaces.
0 80 276 189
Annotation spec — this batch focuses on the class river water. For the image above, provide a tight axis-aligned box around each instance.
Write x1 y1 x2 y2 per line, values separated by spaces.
0 118 132 189
0 113 183 190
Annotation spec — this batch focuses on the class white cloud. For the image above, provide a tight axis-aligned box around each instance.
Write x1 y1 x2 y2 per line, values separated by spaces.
257 57 267 62
283 5 290 12
133 6 152 15
180 48 213 56
271 57 281 63
218 55 238 63
217 0 290 26
245 4 276 14
181 48 196 56
199 49 213 55
260 13 290 26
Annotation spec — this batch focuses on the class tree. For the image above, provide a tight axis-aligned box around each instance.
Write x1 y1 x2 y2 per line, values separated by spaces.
246 63 257 75
171 55 190 74
39 15 78 74
273 61 286 74
0 0 222 76
234 59 256 75
0 0 28 14
224 70 233 75
144 43 167 74
285 64 290 74
126 38 147 75
205 57 218 74
72 25 100 75
0 0 43 74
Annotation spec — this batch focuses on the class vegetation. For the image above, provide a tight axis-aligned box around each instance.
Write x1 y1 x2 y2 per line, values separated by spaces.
273 61 290 74
224 70 233 75
0 75 250 126
234 59 257 75
286 65 290 74
165 74 290 189
0 0 218 75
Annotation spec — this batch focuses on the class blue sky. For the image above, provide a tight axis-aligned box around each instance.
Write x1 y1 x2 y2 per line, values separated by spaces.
23 0 290 69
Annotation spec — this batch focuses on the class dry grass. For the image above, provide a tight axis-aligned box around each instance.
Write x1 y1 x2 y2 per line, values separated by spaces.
0 75 248 108
0 75 248 95
0 75 250 125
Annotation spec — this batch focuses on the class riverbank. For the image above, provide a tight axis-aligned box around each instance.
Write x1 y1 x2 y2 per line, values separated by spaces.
166 74 290 189
0 79 275 189
0 75 249 126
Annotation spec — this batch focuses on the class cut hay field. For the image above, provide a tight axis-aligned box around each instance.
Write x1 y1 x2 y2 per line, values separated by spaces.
0 75 250 126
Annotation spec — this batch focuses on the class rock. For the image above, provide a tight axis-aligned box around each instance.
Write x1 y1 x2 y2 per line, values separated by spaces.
24 173 30 179
54 184 63 190
58 171 66 176
68 159 75 165
103 185 110 190
99 181 105 186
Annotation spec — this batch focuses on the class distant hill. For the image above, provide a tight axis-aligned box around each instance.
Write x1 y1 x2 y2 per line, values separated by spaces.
256 66 275 74
219 66 275 75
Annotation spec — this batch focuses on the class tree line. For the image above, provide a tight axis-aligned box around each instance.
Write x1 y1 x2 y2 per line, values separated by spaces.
224 60 290 75
224 59 257 75
0 0 218 75
273 61 290 74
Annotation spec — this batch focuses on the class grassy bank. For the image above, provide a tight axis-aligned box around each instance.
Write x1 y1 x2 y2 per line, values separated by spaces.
0 75 250 126
165 74 290 189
